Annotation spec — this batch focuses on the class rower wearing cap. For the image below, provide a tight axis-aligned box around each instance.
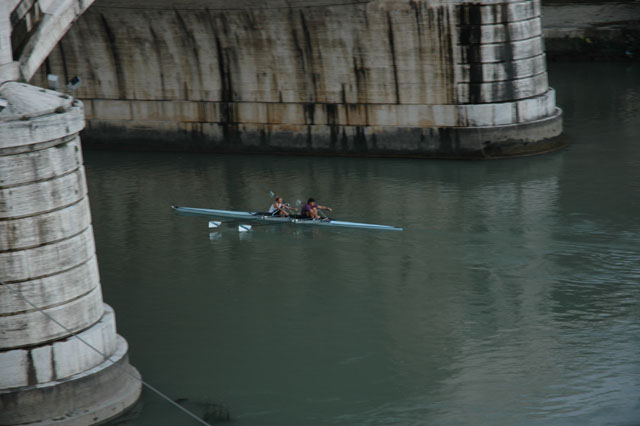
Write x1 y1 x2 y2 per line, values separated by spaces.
301 198 332 220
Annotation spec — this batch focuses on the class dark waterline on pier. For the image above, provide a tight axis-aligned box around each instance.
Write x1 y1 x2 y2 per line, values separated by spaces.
92 62 640 425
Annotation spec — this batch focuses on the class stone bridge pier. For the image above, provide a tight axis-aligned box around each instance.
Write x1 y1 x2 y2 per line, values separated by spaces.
0 1 141 425
34 0 563 158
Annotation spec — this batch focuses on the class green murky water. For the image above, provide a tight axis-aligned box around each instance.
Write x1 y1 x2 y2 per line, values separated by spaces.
90 62 640 426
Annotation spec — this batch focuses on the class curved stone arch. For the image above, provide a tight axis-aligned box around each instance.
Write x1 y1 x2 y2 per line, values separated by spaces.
1 0 97 82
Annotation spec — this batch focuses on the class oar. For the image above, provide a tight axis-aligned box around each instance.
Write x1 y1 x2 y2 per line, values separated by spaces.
318 208 332 221
205 217 264 230
313 200 333 221
238 224 252 232
283 199 300 215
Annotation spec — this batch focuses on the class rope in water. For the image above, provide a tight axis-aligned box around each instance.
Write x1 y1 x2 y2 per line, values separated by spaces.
0 279 212 426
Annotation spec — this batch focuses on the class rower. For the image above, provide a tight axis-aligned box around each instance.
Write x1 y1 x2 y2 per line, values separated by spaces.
268 196 296 217
301 198 332 220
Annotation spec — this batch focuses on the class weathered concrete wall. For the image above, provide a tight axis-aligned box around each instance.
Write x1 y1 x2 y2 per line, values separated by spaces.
0 82 141 425
33 0 563 157
542 1 640 61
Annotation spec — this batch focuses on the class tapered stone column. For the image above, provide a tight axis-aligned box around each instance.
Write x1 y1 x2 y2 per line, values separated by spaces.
0 82 141 425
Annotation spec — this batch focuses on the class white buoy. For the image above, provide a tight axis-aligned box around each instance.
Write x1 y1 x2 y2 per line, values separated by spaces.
208 220 222 228
238 224 252 232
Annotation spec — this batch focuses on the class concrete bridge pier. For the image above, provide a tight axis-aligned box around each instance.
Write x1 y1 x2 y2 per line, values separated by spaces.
0 82 141 425
34 0 564 157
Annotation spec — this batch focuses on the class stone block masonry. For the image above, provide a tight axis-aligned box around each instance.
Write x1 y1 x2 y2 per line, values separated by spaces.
33 0 564 157
0 82 141 425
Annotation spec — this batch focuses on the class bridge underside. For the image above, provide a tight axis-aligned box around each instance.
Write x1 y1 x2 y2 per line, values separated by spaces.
1 0 96 83
33 0 564 158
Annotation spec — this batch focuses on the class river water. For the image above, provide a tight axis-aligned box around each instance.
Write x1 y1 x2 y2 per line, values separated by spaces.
93 62 640 426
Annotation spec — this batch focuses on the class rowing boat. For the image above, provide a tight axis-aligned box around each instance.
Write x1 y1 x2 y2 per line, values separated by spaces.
171 206 403 231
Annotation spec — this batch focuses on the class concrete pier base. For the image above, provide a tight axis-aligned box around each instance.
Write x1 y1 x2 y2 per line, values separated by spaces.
0 82 141 425
0 332 141 426
83 104 564 158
